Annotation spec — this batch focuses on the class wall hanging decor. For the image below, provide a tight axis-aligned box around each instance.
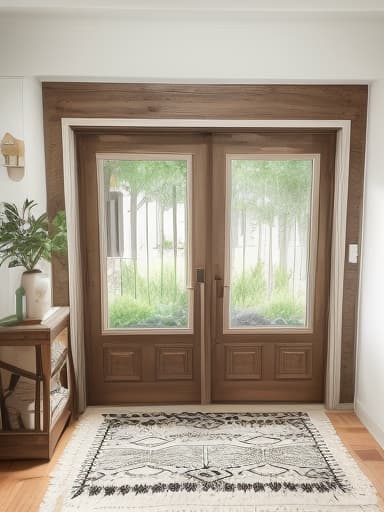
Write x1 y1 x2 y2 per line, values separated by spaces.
0 132 25 181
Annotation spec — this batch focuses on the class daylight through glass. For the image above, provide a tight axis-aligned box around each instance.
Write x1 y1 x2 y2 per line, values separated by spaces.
100 157 190 330
228 158 314 329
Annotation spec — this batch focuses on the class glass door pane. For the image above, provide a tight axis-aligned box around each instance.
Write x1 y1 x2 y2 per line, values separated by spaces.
97 154 192 332
225 155 319 331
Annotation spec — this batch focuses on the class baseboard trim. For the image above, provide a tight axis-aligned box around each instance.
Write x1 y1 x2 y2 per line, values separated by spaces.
355 399 384 448
334 402 354 410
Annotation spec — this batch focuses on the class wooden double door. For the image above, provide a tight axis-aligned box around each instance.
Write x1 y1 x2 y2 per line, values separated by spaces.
77 130 335 404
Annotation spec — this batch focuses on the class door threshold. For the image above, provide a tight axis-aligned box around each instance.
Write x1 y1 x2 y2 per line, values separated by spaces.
84 403 326 414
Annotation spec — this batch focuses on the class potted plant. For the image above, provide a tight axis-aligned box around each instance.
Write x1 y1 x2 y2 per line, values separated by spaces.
0 199 67 320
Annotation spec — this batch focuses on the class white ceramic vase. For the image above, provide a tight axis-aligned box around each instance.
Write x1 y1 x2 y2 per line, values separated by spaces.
21 270 51 320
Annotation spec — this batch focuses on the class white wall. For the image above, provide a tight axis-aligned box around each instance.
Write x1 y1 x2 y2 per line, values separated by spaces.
0 78 24 318
0 14 383 81
0 77 46 319
355 81 384 447
0 10 383 443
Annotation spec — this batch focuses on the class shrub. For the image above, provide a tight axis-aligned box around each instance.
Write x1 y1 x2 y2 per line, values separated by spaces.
109 296 154 328
232 264 266 307
110 260 189 328
148 266 187 305
162 239 173 250
273 266 291 293
120 261 187 306
136 303 188 328
109 296 188 328
261 293 304 325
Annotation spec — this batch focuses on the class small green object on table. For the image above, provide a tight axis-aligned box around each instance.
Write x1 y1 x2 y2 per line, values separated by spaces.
0 286 25 326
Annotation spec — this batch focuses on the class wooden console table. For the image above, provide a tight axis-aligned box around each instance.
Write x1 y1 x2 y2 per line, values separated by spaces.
0 307 76 459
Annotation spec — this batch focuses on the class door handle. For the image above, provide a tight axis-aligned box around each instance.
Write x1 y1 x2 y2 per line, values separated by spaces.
199 279 208 404
196 268 209 404
217 280 225 298
212 277 223 340
196 267 205 284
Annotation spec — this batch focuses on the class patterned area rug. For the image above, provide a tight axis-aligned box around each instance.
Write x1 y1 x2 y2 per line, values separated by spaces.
40 408 378 511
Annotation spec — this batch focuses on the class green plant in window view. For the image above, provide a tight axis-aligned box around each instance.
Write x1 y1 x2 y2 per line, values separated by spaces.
230 159 313 327
109 262 188 328
104 159 189 328
104 158 313 329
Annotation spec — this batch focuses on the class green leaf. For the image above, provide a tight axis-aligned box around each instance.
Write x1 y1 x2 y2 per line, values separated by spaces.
8 260 22 268
0 200 67 271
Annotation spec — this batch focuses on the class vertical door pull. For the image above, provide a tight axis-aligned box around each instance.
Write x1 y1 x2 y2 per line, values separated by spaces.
196 268 205 283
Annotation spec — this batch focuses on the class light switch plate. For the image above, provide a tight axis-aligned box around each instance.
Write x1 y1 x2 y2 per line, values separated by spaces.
348 244 358 264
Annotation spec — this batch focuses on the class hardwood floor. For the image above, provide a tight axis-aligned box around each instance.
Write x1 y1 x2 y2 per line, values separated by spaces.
327 411 384 510
0 411 382 511
0 423 76 512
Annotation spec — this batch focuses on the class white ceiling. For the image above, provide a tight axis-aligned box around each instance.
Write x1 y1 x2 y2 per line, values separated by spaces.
0 0 384 12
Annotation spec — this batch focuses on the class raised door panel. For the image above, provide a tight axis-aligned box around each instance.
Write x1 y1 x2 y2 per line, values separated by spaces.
275 343 313 380
156 345 193 380
103 344 142 382
225 344 262 380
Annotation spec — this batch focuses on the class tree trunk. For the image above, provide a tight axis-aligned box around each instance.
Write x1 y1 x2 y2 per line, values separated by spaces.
268 223 273 298
279 214 288 271
172 186 178 299
155 199 161 248
232 210 240 250
299 218 308 280
145 199 150 304
130 187 138 299
242 208 247 279
257 222 262 264
292 217 297 297
119 258 123 297
160 205 164 299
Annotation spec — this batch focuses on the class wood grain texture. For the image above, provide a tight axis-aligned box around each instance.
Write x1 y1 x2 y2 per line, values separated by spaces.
224 345 263 380
102 345 142 382
76 134 208 404
275 344 313 380
211 132 335 403
42 83 368 402
0 411 382 511
0 309 74 460
156 346 193 380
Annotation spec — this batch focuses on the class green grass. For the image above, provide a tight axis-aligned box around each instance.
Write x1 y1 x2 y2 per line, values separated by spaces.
109 296 188 328
109 261 305 329
260 293 304 325
109 296 154 328
231 265 305 326
121 261 186 305
109 261 188 328
231 264 266 307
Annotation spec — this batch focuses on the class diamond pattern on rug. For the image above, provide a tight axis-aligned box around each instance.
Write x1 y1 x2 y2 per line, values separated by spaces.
71 412 349 499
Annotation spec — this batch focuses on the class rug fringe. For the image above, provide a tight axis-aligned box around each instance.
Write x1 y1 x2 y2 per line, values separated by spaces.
41 505 380 511
40 412 101 512
306 410 378 501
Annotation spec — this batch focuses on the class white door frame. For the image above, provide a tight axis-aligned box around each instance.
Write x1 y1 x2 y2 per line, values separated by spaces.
61 117 351 411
